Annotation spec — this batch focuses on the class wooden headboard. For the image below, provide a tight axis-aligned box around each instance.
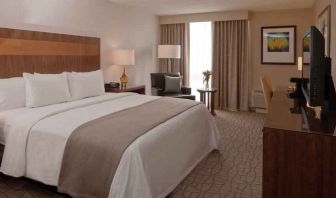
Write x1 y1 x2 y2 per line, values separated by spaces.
0 28 100 78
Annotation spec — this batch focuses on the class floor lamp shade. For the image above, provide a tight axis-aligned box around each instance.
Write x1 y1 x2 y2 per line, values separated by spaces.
111 49 135 66
158 45 181 59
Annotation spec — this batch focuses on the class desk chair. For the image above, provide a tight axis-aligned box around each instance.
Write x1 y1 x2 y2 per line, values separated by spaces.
260 74 273 112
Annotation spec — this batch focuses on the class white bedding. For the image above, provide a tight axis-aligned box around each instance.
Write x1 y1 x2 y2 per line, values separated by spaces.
0 93 219 198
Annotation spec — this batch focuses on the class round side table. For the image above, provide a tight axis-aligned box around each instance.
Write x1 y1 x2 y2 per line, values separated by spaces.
197 88 217 116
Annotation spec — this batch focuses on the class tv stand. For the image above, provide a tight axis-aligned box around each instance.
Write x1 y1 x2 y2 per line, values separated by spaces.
263 88 336 198
288 77 308 99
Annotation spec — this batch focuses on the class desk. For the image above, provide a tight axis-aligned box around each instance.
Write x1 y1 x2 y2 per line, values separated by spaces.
263 88 336 198
197 88 217 115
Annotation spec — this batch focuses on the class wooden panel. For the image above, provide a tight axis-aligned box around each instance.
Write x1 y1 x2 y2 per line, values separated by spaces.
0 55 99 78
0 38 99 56
263 128 336 198
263 89 336 198
104 84 145 94
0 28 98 44
0 27 100 78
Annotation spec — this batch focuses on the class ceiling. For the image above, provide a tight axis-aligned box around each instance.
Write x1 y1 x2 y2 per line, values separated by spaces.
109 0 315 15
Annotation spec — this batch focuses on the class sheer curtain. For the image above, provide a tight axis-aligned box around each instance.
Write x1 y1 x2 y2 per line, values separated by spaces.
189 22 212 100
212 20 249 111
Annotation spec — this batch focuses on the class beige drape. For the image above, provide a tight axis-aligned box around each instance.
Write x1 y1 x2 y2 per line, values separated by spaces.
160 23 190 86
212 20 249 111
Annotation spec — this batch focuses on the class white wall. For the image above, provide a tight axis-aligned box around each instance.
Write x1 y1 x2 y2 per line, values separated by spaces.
159 10 249 24
314 0 336 84
0 0 159 94
250 9 313 93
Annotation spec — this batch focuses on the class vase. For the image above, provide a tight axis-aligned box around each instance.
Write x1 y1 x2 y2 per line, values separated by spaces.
204 81 209 89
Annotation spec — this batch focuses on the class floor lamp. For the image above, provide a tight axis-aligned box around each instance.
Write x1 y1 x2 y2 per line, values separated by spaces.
158 45 181 72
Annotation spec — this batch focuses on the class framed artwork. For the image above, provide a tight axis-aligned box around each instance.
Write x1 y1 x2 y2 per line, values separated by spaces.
261 26 296 65
303 33 310 65
318 5 331 56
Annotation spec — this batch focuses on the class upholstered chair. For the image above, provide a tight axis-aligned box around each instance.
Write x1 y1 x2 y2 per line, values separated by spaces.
150 73 195 100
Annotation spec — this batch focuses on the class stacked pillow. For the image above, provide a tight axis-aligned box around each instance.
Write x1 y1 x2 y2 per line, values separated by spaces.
68 70 105 100
0 70 105 110
0 77 26 111
24 72 71 108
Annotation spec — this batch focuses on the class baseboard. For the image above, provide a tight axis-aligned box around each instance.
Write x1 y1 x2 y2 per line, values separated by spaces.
255 108 267 113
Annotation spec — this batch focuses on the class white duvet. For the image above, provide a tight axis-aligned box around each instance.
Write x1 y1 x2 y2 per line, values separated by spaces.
0 93 219 198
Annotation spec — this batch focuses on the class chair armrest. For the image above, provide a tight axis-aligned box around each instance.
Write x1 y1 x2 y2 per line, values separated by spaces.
181 87 192 95
151 87 163 96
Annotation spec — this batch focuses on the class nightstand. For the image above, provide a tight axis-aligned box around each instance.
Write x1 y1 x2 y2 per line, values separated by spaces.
105 84 146 95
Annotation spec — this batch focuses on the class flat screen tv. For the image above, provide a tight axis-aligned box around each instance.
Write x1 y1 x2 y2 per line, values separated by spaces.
302 26 327 107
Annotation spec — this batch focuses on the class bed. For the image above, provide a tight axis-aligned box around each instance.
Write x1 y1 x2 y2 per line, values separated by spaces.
0 28 219 198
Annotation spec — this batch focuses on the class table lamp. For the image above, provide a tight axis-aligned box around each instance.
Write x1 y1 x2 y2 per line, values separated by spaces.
111 49 135 88
158 45 181 72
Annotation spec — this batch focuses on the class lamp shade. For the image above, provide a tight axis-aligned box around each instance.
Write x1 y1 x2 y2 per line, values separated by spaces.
158 45 181 59
298 57 303 71
111 49 135 66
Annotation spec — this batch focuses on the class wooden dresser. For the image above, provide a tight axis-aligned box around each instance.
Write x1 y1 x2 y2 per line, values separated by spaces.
105 84 145 95
263 88 336 198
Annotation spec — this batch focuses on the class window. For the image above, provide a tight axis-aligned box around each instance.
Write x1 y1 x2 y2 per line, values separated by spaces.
189 22 212 100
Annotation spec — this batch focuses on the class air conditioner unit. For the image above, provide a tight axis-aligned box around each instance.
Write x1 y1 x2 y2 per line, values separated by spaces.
251 90 265 109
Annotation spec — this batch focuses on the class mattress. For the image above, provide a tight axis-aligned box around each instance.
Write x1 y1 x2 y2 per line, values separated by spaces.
0 108 27 145
0 93 220 198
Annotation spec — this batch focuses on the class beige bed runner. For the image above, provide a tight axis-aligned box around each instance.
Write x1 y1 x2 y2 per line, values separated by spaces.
58 97 200 198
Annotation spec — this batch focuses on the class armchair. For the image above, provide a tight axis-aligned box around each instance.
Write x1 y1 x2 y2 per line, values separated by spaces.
150 73 195 100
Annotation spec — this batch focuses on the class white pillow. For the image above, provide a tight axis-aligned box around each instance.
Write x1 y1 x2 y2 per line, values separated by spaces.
23 72 71 108
33 72 72 102
68 70 105 100
34 72 68 77
0 77 26 111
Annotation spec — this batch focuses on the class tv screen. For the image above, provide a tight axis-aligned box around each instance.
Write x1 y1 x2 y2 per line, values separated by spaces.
302 26 326 107
302 32 310 95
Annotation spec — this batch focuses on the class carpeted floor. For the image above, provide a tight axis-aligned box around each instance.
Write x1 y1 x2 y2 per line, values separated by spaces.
0 111 265 198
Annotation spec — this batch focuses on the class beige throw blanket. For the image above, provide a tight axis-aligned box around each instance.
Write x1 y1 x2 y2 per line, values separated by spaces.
58 97 200 198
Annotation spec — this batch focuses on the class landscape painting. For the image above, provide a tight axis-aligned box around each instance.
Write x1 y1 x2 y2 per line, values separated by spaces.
303 34 310 65
303 35 310 53
267 32 290 52
262 26 296 64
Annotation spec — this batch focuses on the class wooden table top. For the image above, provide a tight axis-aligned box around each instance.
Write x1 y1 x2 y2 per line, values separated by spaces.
105 84 145 93
264 87 336 136
197 88 217 93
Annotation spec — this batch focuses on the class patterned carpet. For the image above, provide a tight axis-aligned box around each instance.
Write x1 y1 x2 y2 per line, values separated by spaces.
0 111 265 198
169 111 264 198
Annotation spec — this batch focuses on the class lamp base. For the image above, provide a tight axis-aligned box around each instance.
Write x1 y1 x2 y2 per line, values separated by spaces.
120 66 128 88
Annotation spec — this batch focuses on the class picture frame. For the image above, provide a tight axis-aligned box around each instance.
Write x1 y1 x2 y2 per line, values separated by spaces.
302 33 310 65
261 26 296 65
318 5 331 56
